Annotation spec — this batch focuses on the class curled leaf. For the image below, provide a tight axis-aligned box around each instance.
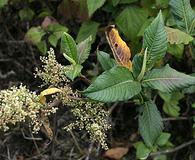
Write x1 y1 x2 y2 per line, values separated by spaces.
105 26 132 70
39 88 62 105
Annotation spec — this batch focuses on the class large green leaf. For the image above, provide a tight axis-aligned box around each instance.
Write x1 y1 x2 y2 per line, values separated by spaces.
83 66 141 102
139 101 163 147
61 32 78 64
76 21 99 43
169 0 195 34
166 27 193 45
142 65 195 92
116 6 148 41
97 51 117 71
87 0 106 17
143 11 167 69
77 36 92 64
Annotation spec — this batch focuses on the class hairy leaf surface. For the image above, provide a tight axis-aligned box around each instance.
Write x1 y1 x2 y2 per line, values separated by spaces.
142 65 195 92
139 101 163 147
143 11 167 68
169 0 195 34
97 51 117 71
77 36 92 64
83 66 141 102
61 32 78 64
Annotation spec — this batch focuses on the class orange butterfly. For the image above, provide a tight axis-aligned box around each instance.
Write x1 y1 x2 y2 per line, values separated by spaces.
105 25 132 70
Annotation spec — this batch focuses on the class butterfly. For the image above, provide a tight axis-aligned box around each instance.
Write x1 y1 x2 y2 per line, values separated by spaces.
105 25 132 70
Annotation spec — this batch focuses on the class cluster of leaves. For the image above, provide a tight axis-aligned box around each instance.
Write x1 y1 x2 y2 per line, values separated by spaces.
1 0 195 159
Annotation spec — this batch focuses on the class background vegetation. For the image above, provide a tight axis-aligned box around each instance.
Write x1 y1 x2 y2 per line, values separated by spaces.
1 0 195 159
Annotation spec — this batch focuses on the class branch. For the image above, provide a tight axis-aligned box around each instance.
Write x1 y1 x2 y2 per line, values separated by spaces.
150 139 195 157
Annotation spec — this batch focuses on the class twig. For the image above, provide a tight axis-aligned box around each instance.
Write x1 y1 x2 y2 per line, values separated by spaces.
163 116 193 121
68 95 88 101
150 139 195 157
0 40 25 44
69 147 75 160
29 128 41 155
85 141 94 160
0 71 15 79
69 130 83 154
80 74 91 85
108 102 118 115
6 146 11 160
21 129 42 141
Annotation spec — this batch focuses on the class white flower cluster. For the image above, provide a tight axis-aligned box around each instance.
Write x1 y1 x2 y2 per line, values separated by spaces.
0 85 57 132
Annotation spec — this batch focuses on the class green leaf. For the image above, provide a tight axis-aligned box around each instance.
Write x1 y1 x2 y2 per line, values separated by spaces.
156 132 171 146
77 36 92 64
48 24 68 47
19 7 35 21
25 27 46 44
65 64 83 81
163 102 180 117
116 6 148 41
76 21 99 43
169 0 195 34
143 11 167 69
61 32 78 64
159 92 184 117
167 44 184 59
183 74 195 93
87 0 106 17
166 27 194 45
83 66 141 102
46 24 68 34
119 0 138 4
112 0 120 6
156 0 169 9
0 0 8 9
139 101 164 147
142 65 195 92
37 41 47 55
97 51 117 71
137 48 148 81
48 33 59 47
137 18 154 37
134 141 151 160
132 54 144 79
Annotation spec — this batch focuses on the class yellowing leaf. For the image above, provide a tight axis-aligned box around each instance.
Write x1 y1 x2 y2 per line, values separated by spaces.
166 27 193 45
39 88 62 105
105 26 132 70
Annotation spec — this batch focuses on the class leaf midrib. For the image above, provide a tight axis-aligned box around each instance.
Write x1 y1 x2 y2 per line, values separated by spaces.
86 79 134 93
142 77 185 83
